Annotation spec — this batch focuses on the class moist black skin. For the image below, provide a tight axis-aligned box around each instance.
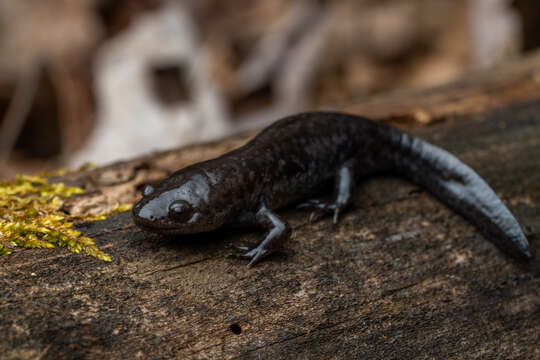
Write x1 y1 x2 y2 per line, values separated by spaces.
132 112 532 266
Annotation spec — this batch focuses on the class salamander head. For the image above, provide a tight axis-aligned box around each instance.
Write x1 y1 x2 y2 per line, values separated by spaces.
132 172 228 235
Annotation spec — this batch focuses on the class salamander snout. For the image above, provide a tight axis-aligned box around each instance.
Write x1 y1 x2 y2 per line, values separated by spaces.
132 182 214 234
143 184 155 196
132 172 234 235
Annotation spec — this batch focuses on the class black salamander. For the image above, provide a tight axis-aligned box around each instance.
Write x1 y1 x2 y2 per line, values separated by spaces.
132 112 532 266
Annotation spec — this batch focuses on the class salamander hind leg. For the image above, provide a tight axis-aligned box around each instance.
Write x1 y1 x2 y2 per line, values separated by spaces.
298 160 354 224
229 201 291 267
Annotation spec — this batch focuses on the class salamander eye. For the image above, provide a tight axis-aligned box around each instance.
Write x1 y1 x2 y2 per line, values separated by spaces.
168 200 193 221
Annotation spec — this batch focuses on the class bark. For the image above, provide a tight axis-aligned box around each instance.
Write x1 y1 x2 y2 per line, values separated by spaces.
2 52 540 360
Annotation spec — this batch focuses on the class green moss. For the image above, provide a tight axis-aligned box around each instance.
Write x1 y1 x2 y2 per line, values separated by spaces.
0 174 132 261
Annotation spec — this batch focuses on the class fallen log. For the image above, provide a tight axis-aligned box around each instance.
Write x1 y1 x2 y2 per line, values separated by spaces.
2 52 540 359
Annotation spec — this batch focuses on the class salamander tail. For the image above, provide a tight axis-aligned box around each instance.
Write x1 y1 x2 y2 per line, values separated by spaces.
390 130 532 260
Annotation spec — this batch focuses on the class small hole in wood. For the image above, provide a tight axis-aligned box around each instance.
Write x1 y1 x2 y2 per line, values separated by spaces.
229 323 242 335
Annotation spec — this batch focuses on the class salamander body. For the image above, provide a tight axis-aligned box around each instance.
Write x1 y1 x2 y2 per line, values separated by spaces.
132 112 532 265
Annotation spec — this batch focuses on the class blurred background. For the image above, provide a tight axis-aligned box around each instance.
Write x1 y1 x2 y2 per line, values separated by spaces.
0 0 539 179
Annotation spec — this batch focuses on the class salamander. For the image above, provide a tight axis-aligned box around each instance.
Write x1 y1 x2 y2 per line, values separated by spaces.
132 112 532 265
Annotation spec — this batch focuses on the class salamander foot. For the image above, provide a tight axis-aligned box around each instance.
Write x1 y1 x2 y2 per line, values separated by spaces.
298 199 341 224
228 245 271 267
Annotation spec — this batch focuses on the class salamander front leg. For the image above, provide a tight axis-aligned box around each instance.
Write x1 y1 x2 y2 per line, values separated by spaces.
229 201 291 267
298 161 354 224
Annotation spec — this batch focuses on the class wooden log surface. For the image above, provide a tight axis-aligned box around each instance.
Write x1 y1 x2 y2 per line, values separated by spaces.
2 53 540 359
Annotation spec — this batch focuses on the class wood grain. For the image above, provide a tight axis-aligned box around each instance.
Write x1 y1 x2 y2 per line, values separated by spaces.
2 56 540 360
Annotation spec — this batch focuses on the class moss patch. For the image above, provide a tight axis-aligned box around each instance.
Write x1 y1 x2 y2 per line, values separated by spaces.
0 174 132 261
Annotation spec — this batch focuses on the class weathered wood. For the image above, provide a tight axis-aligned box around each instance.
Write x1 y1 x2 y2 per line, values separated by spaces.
2 54 540 359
